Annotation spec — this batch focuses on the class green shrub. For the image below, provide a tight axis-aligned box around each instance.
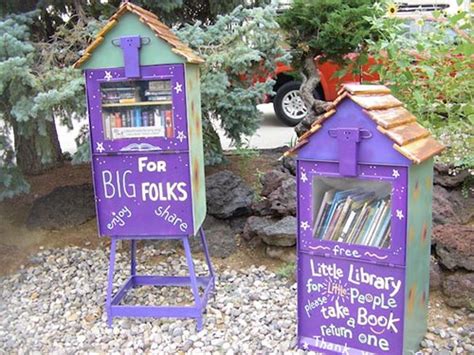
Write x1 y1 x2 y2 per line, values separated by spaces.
366 4 473 175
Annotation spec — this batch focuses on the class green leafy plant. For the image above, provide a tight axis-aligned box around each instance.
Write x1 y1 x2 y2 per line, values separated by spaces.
278 0 382 128
366 3 474 177
276 261 296 280
176 5 289 164
234 142 260 178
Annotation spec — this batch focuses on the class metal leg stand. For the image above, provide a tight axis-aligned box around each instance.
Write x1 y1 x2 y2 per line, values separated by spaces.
130 240 137 276
182 236 203 330
105 230 215 331
106 238 117 327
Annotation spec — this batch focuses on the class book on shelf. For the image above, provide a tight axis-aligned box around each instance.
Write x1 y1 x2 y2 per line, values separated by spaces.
313 188 391 248
312 189 336 237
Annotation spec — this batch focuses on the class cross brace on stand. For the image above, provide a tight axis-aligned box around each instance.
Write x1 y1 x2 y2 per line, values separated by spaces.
105 228 215 331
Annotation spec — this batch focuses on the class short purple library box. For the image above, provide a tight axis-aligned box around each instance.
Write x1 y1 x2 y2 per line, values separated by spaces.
73 2 214 330
283 84 445 354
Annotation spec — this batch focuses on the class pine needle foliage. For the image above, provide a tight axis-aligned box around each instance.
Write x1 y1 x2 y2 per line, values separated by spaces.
177 5 289 164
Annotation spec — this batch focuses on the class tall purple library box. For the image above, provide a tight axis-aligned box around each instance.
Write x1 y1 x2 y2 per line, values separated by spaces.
284 84 444 354
73 2 214 329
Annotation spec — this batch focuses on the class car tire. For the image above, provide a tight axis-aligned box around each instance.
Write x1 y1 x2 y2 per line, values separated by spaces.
273 81 321 127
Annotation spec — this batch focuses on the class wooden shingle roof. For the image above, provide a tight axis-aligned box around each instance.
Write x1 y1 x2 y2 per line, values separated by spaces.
73 2 204 69
284 84 445 164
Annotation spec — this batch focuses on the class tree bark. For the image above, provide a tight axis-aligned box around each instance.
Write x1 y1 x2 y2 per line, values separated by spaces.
202 115 224 165
11 117 63 176
295 55 333 137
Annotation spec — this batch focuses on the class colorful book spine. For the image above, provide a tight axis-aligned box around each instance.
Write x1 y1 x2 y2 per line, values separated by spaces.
104 113 112 139
165 110 173 138
114 112 122 128
134 108 142 127
142 111 149 127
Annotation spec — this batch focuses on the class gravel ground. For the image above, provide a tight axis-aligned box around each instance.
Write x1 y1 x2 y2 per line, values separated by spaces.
0 246 472 354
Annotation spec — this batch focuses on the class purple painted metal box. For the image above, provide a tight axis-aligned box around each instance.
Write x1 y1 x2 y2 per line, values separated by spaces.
85 64 201 237
73 2 214 330
286 85 442 354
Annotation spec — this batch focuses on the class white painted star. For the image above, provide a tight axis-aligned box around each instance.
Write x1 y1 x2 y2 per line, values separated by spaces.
300 171 308 183
302 341 309 350
104 71 112 81
176 131 187 143
96 142 105 153
174 82 183 94
392 169 400 178
300 221 310 231
396 209 404 220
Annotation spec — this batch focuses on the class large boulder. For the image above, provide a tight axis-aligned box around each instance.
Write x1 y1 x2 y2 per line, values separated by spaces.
190 216 236 258
432 185 474 226
432 185 461 225
442 271 474 309
268 178 297 216
260 170 291 197
434 164 471 189
26 184 95 229
433 224 474 271
242 216 274 241
206 170 254 219
430 257 443 291
260 216 297 247
251 198 273 216
280 155 296 176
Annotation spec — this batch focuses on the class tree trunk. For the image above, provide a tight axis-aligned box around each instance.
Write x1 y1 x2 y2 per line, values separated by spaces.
12 117 63 176
73 0 88 23
295 55 333 137
202 115 224 165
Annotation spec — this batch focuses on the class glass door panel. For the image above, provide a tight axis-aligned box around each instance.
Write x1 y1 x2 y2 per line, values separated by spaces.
101 79 173 140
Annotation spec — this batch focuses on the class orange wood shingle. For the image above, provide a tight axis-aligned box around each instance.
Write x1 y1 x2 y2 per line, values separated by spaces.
349 94 403 110
343 84 392 96
378 122 430 146
364 106 417 129
393 137 445 164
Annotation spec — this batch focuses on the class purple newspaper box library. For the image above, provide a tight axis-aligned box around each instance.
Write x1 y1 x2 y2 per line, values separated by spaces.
284 84 445 354
73 2 214 329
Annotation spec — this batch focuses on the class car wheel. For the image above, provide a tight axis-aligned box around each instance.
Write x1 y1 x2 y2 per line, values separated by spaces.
273 81 321 126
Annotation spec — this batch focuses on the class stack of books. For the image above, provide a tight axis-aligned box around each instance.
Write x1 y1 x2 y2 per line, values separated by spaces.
102 107 170 139
312 189 391 248
145 81 172 102
101 87 140 104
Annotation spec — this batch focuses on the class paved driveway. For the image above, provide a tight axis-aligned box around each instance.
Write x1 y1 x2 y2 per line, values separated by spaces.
218 103 297 150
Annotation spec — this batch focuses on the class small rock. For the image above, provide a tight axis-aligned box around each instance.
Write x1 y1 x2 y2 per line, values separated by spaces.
172 327 183 337
182 340 193 352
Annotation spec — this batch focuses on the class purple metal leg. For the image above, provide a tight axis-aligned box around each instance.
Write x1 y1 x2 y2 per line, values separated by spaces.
130 240 137 276
106 238 117 327
199 228 215 278
105 232 215 331
182 236 203 330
